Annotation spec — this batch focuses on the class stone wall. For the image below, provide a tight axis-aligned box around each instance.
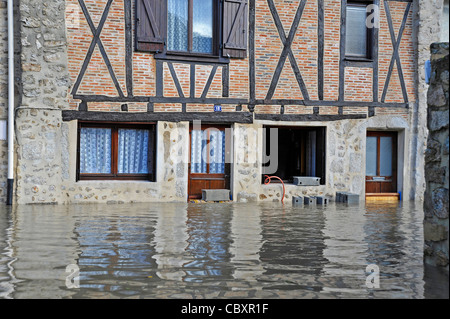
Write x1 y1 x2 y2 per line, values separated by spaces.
13 0 71 204
410 0 446 201
424 42 449 271
234 114 410 204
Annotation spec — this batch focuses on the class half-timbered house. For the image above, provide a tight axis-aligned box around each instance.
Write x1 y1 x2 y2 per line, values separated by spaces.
0 0 447 204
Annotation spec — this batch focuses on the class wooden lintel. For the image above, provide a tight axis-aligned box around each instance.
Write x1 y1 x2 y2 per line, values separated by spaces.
254 113 367 122
62 110 254 124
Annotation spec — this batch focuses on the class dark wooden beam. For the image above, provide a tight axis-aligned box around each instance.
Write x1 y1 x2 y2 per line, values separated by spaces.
222 64 230 97
124 0 133 97
155 60 164 97
338 0 347 102
167 62 185 98
73 0 124 97
201 65 218 99
62 110 254 123
74 94 248 105
248 0 256 111
381 0 411 103
372 0 380 102
265 0 309 101
255 113 367 122
317 0 324 100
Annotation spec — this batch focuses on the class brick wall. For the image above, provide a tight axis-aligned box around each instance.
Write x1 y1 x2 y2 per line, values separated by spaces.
65 0 415 118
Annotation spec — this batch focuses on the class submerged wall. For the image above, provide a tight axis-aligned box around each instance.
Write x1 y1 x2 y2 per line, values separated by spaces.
424 42 449 271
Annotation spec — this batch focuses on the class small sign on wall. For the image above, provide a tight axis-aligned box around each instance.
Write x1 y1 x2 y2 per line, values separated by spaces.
214 105 222 112
0 120 6 140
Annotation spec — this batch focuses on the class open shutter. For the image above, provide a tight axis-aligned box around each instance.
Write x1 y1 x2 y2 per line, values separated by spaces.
222 0 248 58
136 0 166 53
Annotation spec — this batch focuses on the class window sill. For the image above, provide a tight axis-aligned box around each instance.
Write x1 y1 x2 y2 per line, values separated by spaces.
261 183 324 187
155 51 230 65
76 180 156 184
344 57 375 67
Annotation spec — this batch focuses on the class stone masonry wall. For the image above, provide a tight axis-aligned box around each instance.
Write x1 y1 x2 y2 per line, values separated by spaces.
14 0 71 204
409 0 446 201
424 42 449 271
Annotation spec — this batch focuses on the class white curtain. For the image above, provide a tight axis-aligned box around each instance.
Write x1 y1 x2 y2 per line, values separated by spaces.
167 0 188 51
118 129 149 174
191 130 207 173
191 129 225 174
209 130 225 174
80 127 112 174
192 0 213 53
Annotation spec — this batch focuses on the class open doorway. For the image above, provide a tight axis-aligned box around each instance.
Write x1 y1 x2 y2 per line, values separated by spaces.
365 131 398 200
262 126 326 184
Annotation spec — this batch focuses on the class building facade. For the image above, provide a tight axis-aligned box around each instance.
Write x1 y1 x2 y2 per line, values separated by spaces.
0 0 447 204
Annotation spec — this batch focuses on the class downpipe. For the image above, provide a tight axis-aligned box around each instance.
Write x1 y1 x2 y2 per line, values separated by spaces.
6 0 14 205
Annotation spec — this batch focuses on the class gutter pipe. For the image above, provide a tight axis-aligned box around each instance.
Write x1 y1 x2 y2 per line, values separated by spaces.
7 0 14 205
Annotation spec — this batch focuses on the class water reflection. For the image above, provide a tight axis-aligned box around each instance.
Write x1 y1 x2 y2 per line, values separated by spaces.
0 201 447 299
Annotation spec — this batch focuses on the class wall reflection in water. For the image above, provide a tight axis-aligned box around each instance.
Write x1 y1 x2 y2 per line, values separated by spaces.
0 201 446 299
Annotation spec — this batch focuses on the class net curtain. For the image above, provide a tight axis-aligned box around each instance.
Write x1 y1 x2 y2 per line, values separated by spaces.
80 128 149 174
191 129 225 174
167 0 213 53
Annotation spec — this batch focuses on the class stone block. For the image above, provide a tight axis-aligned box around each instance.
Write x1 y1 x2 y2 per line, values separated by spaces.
292 196 303 206
336 192 359 203
316 196 328 205
424 221 448 242
202 189 230 202
293 176 320 186
304 196 316 205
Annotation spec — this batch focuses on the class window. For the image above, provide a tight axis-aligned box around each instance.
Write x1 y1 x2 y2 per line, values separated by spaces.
77 123 156 181
167 0 214 54
345 1 373 59
136 0 248 59
262 126 326 185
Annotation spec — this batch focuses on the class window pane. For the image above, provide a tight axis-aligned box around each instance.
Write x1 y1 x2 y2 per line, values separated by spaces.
346 5 368 57
168 0 188 51
379 137 393 176
209 130 225 174
80 128 112 174
193 0 213 53
366 136 377 176
191 130 207 173
118 129 149 174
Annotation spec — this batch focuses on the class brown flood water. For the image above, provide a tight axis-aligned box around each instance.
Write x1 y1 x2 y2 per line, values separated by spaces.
0 201 448 299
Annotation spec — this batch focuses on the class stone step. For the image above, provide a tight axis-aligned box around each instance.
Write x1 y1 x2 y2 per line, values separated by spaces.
202 189 231 202
336 192 359 204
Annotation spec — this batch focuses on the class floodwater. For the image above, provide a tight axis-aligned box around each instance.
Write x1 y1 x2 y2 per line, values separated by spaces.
0 201 448 299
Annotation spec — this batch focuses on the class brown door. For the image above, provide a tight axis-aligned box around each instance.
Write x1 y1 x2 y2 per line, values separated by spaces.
188 125 231 200
365 131 398 194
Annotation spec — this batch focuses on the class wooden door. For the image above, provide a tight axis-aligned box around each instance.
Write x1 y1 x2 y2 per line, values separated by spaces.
188 125 230 199
365 131 398 194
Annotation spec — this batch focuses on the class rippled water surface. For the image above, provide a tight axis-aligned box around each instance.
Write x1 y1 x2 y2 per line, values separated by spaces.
0 201 448 299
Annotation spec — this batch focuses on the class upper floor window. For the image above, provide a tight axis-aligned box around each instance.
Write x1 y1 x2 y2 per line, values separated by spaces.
345 1 373 60
167 0 214 54
136 0 248 60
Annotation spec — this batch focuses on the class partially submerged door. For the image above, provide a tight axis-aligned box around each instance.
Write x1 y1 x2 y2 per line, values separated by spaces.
365 131 398 198
188 125 230 200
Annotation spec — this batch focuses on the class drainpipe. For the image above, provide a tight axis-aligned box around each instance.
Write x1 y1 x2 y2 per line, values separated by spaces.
6 0 14 205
